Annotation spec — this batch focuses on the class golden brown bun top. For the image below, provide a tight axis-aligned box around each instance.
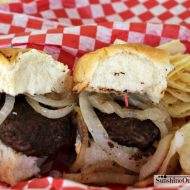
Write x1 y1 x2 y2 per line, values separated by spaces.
0 48 29 63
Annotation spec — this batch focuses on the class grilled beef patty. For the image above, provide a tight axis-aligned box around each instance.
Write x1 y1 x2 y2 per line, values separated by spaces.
96 111 160 150
0 95 75 157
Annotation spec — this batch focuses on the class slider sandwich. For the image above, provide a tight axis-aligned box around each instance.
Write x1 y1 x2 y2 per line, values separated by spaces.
67 43 174 185
0 48 76 185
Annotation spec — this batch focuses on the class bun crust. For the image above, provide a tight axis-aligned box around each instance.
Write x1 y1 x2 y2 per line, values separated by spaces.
0 48 70 96
73 43 173 103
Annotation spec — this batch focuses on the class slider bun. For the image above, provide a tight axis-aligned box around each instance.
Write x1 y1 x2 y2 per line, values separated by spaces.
0 48 70 96
73 44 174 103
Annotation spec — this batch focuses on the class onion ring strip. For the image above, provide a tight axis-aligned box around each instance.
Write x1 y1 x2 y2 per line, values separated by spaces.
0 95 15 125
139 134 173 180
26 96 75 119
159 131 184 175
89 93 169 137
88 94 115 114
79 92 146 173
27 94 76 108
89 94 167 122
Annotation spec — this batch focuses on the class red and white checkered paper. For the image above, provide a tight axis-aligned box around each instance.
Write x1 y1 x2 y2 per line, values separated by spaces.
0 0 190 189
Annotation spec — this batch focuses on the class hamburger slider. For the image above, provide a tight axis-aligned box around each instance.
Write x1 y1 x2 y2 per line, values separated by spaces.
0 48 76 185
67 43 174 185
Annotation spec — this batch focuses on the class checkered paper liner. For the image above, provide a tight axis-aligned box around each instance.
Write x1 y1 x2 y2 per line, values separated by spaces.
0 0 190 29
0 0 190 189
0 0 190 36
1 22 190 70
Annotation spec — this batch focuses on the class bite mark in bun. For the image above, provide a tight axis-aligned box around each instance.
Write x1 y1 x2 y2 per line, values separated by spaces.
0 48 76 185
0 48 70 96
67 43 175 185
73 44 174 103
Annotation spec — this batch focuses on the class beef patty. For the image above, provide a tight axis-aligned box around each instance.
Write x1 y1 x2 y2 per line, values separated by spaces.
0 95 75 157
96 111 160 150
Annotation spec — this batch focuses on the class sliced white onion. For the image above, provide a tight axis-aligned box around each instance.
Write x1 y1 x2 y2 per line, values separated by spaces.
27 94 76 108
158 104 173 130
128 95 172 132
88 94 115 114
26 97 75 119
89 94 168 137
0 95 15 125
113 102 166 122
128 96 149 110
79 92 147 173
159 131 184 175
128 93 153 109
154 121 168 137
139 134 173 180
89 94 166 122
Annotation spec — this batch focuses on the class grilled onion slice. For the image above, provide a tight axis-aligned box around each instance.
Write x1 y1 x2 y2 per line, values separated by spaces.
79 92 147 173
0 94 15 125
26 96 75 119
